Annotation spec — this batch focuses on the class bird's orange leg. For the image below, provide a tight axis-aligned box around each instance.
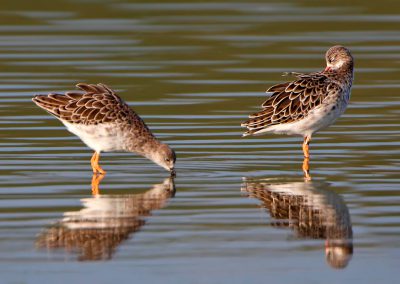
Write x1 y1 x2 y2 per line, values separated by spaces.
90 151 106 175
302 136 312 181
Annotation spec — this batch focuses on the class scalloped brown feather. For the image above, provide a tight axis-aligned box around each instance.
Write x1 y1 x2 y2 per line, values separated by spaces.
32 83 148 129
241 72 340 136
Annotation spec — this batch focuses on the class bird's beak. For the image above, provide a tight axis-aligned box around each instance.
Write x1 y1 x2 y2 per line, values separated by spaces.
170 168 176 177
324 66 331 72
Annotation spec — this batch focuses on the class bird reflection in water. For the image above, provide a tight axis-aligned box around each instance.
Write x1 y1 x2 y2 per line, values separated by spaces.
36 175 175 261
241 178 353 269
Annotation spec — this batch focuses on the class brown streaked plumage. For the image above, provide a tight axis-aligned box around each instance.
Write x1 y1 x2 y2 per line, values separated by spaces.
241 46 354 179
32 83 144 126
244 73 333 129
32 83 176 174
241 178 353 269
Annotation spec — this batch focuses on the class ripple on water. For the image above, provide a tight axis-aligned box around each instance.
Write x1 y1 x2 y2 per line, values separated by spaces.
0 1 399 282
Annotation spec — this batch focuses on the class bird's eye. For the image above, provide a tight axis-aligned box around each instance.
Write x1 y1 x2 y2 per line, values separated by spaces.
165 158 170 162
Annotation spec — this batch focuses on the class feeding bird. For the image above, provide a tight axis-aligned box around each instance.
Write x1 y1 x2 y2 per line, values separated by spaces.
32 83 176 175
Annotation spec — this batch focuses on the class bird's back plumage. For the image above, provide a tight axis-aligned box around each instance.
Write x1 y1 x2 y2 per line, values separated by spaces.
32 83 158 152
32 83 149 129
241 73 342 136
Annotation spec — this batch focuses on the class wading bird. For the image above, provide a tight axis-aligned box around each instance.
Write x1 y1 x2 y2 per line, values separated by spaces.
241 46 354 179
33 83 176 175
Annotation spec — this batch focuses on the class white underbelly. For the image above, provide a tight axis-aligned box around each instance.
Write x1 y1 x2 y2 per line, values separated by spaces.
62 122 128 152
259 103 345 137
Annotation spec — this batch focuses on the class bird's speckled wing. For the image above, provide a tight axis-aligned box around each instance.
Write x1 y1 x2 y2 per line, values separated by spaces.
32 83 147 127
241 72 340 135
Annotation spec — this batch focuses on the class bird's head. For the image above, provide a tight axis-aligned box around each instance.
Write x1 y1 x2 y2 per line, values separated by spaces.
325 240 353 269
152 143 176 175
324 45 354 72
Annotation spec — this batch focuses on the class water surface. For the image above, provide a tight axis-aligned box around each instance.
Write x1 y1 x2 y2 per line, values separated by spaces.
0 0 399 283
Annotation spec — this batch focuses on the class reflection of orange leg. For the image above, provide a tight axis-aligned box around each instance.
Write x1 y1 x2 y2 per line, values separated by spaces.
303 157 311 181
302 136 312 181
91 173 105 195
302 136 311 158
325 240 329 256
90 151 106 175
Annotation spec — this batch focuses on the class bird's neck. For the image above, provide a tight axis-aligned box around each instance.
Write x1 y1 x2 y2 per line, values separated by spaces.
126 128 161 157
326 65 354 88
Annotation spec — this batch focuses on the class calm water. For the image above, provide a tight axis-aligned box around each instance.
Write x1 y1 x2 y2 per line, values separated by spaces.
1 0 400 283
